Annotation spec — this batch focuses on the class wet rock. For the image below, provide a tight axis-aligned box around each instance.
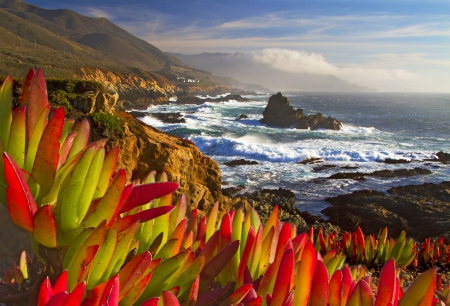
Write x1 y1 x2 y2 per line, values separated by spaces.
313 164 338 172
260 92 343 130
298 157 323 165
237 114 249 120
383 158 411 164
322 181 450 242
148 112 186 123
224 159 259 167
328 167 432 180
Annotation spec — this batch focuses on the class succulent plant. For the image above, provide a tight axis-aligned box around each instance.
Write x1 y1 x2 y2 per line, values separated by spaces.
0 69 445 305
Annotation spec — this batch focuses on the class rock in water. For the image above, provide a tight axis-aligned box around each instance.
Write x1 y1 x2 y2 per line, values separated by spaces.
259 92 343 130
259 92 304 127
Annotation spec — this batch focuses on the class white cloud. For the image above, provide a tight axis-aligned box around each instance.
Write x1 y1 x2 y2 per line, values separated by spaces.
251 48 419 91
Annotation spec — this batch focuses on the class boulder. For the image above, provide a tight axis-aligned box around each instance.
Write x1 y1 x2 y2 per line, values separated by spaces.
224 159 259 167
74 91 119 114
322 181 450 242
259 92 304 127
260 92 343 130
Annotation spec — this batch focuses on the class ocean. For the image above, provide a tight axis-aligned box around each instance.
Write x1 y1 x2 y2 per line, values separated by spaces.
135 92 450 216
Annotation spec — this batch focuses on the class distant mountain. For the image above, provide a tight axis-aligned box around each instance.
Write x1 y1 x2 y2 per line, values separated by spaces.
169 52 370 92
0 0 234 101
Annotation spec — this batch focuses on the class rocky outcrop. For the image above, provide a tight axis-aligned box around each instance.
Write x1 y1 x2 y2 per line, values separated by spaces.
92 111 228 214
78 68 178 110
74 91 119 114
224 159 259 167
322 181 450 242
228 188 340 235
328 167 432 180
260 92 343 130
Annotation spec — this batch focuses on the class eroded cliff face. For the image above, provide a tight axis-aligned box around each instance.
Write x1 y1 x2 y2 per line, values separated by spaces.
78 68 179 109
95 111 229 215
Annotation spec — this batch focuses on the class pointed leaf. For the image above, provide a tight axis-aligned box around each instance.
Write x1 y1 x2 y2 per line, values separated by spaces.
309 260 329 306
398 267 436 306
19 69 35 106
24 105 50 173
67 119 90 160
217 284 252 306
63 281 86 305
33 204 57 248
375 259 397 306
200 240 240 291
8 106 26 168
271 249 295 306
38 277 53 306
293 240 318 306
94 146 119 198
121 181 179 213
28 68 49 142
99 275 120 306
3 152 37 232
53 270 68 294
0 76 13 150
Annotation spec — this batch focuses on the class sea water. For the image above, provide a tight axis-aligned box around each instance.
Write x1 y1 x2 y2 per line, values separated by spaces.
135 92 450 216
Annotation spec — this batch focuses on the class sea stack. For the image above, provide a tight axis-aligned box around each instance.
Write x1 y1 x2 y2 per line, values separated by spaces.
260 92 343 130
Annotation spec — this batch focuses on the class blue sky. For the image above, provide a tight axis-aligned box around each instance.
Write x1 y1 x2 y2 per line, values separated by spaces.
25 0 450 92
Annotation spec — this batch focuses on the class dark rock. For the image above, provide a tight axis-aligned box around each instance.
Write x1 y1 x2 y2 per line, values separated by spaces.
322 181 450 242
259 92 343 130
148 112 186 124
222 185 246 197
176 96 204 104
313 164 338 172
259 92 305 127
128 110 146 118
384 158 411 164
205 94 251 103
237 114 249 120
341 165 359 170
298 157 323 165
224 159 259 167
437 151 450 162
328 167 432 180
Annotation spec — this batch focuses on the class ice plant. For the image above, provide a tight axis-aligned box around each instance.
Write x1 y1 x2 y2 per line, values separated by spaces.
0 70 445 305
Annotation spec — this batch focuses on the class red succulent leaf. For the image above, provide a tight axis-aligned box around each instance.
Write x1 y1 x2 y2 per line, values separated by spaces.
121 181 179 213
53 270 68 295
199 240 240 291
271 249 295 306
28 69 49 142
46 292 69 306
19 69 35 106
375 259 397 306
38 277 53 306
197 282 232 305
63 281 86 305
186 275 200 306
32 107 64 196
161 291 180 306
247 296 263 306
309 260 329 306
33 204 57 248
238 227 255 286
3 152 37 232
99 275 120 305
133 205 175 224
328 270 342 306
141 298 160 306
217 284 253 306
118 251 155 300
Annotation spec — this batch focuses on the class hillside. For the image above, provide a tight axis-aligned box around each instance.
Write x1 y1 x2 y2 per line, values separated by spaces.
0 0 231 106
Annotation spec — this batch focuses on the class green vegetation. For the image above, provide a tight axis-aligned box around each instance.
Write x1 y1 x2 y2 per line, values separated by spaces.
91 111 124 137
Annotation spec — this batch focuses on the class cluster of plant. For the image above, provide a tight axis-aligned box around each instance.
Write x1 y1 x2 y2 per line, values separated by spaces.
0 69 449 305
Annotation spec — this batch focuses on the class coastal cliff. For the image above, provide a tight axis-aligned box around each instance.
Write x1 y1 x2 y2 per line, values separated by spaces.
78 68 178 109
95 111 228 213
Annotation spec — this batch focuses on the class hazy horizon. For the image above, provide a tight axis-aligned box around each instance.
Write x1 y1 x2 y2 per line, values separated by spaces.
24 0 450 93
